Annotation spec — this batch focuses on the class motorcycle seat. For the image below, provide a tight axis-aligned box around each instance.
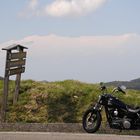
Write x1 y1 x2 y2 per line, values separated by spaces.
127 106 140 113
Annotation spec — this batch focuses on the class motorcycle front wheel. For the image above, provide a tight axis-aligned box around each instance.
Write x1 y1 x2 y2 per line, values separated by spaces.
82 109 101 133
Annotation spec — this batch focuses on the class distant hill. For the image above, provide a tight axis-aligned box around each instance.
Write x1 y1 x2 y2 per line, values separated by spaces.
106 78 140 90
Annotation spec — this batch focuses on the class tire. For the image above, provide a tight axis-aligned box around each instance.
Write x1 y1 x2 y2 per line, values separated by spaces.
82 109 101 133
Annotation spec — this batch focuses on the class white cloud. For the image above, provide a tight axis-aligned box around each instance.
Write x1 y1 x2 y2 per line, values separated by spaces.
29 0 38 10
1 33 140 63
45 0 107 17
1 33 140 82
19 0 39 17
20 0 107 17
1 33 139 50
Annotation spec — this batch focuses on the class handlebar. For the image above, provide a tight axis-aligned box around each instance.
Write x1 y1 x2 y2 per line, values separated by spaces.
99 83 126 94
112 86 126 94
100 82 107 92
100 85 106 91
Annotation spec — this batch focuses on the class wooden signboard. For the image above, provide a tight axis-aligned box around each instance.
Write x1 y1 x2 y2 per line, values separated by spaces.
9 67 25 76
9 60 26 68
9 52 27 60
1 44 27 122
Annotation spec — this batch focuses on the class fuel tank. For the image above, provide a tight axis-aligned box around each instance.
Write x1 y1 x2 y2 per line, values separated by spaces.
107 94 127 110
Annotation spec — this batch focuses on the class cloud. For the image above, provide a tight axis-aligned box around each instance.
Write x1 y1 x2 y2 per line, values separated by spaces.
29 0 38 10
45 0 107 17
0 33 140 82
19 0 39 17
0 34 138 59
20 0 107 17
1 33 139 50
1 33 140 60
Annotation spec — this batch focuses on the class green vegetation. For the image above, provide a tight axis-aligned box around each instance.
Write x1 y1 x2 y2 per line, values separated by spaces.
0 79 140 123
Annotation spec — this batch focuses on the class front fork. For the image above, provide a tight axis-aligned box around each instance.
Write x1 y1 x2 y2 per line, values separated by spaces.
93 102 103 112
93 103 112 127
87 103 102 123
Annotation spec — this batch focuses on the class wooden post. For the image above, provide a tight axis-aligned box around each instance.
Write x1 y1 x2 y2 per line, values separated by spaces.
1 76 9 122
13 47 23 105
13 74 21 105
1 51 10 122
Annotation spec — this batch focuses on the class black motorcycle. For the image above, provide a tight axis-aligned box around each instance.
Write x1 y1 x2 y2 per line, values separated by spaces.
82 84 140 133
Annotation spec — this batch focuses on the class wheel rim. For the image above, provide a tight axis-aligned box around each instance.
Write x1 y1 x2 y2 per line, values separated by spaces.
85 112 98 130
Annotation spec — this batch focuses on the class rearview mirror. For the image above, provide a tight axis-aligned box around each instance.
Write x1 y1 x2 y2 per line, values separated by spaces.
120 85 126 91
119 85 126 94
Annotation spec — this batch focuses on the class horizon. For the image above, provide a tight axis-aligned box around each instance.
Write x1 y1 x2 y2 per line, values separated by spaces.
0 75 140 85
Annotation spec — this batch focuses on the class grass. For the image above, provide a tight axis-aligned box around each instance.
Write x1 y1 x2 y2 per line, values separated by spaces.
0 79 139 124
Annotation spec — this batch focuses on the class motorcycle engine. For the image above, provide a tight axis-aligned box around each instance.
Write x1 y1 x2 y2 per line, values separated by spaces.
123 119 131 129
110 108 132 129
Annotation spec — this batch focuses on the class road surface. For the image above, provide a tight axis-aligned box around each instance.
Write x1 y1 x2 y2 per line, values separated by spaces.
0 132 139 140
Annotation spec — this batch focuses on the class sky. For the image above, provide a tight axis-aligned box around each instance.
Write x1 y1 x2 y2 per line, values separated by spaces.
0 0 140 83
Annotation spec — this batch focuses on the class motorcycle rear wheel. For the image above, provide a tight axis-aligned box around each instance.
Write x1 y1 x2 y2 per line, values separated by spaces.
82 109 101 133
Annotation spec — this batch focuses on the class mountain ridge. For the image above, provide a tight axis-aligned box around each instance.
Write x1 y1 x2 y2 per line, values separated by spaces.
106 78 140 90
0 76 140 90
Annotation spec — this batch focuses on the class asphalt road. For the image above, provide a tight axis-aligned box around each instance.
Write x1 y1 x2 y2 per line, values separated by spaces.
0 132 139 140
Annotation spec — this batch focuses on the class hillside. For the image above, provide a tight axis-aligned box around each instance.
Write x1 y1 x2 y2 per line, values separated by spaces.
106 78 140 90
0 80 140 123
0 80 99 123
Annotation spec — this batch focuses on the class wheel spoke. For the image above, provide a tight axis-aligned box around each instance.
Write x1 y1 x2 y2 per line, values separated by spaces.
86 113 97 129
83 109 101 133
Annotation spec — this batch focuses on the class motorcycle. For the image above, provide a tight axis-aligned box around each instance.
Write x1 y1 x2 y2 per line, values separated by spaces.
82 83 140 133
